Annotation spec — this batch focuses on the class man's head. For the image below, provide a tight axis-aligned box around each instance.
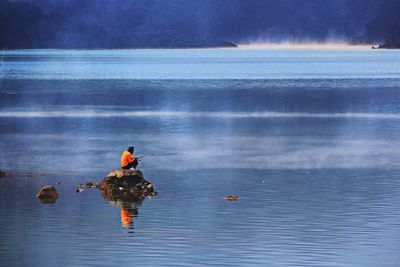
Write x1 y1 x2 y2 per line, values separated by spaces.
127 146 135 153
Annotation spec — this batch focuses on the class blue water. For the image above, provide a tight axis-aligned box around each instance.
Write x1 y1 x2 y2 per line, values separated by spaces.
2 49 400 79
1 49 400 266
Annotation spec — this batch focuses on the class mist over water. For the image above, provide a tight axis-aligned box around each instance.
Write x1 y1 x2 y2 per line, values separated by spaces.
1 49 400 266
3 109 400 120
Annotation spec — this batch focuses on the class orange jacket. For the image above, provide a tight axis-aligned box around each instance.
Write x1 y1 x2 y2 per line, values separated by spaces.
121 151 135 167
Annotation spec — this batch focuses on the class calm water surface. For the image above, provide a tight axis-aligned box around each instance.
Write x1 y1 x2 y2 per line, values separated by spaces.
1 49 400 266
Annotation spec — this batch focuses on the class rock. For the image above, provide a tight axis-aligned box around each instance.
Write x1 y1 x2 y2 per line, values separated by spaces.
99 169 157 202
76 188 84 193
372 43 400 49
102 169 144 183
85 181 96 188
36 185 59 204
0 170 5 177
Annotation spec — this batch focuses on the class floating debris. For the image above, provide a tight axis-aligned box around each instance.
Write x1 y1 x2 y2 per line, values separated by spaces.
224 195 240 201
36 185 59 204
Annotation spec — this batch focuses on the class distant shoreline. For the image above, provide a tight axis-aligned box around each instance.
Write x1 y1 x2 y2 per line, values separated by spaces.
3 42 398 51
0 41 238 51
0 47 238 51
2 46 393 52
371 43 400 50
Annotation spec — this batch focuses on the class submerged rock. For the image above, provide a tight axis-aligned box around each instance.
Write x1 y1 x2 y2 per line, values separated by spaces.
36 185 59 204
99 169 157 202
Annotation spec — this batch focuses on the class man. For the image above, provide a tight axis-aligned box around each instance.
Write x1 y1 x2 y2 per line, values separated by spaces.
121 146 139 170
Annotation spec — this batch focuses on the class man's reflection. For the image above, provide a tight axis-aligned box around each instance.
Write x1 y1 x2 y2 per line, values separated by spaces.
121 208 137 228
106 198 141 230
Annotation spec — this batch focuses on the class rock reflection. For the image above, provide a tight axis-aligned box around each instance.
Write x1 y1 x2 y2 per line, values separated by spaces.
99 170 158 232
98 169 157 231
37 197 58 204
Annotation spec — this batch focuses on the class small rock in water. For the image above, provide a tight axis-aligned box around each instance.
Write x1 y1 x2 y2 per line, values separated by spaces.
224 195 240 201
36 185 59 204
146 184 155 193
76 188 84 193
85 181 96 188
0 170 5 177
56 181 61 185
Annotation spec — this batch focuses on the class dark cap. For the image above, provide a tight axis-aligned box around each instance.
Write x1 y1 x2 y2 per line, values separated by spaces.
127 146 135 153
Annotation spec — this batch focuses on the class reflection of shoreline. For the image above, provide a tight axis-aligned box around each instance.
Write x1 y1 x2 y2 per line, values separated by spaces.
0 170 55 178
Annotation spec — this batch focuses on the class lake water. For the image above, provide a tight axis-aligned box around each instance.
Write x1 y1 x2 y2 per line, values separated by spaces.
1 49 400 266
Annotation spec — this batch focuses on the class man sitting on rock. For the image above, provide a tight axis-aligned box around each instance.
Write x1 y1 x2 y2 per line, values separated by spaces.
121 146 139 170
